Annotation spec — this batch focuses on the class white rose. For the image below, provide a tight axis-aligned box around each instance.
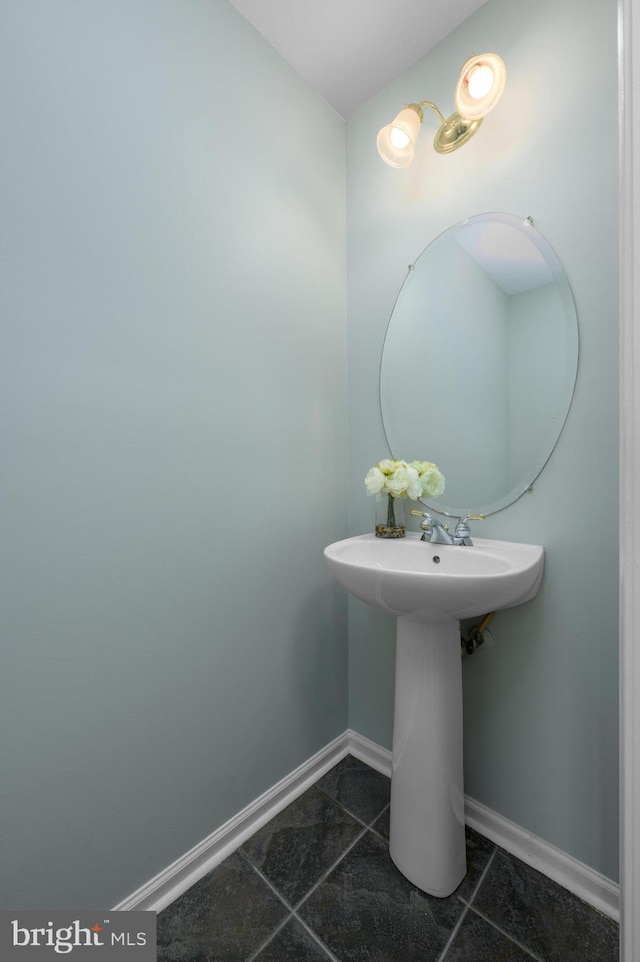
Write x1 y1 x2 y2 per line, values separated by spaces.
364 466 386 496
410 460 436 475
420 466 446 498
387 465 421 499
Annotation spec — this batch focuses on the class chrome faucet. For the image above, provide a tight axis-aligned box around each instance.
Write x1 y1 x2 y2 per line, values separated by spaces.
410 510 485 546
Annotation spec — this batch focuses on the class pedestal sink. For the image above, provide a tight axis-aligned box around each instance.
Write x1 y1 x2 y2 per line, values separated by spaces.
324 532 544 898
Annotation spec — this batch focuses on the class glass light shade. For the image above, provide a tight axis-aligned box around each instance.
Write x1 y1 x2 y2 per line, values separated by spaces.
376 106 423 168
454 53 506 121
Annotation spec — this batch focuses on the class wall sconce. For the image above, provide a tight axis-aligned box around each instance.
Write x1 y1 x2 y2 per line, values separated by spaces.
376 53 506 168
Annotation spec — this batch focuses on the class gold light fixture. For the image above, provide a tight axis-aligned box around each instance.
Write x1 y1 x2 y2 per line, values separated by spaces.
376 52 506 168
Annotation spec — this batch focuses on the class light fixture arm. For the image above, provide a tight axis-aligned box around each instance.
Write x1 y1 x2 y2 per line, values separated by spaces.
415 101 448 127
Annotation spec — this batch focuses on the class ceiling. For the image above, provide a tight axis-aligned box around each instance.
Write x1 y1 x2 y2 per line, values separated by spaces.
226 0 489 117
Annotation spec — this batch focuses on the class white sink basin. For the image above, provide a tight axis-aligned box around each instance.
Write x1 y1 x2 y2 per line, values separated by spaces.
324 530 544 898
324 532 543 623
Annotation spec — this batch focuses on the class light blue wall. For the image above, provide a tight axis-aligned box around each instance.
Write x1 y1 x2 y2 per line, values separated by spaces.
346 0 619 881
1 0 347 909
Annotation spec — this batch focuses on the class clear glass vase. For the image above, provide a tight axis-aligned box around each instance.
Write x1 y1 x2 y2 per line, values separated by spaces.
375 493 406 538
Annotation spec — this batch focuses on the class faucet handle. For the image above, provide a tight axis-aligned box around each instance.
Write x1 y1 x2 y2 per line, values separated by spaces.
410 509 433 531
409 508 449 541
455 513 485 537
410 509 449 535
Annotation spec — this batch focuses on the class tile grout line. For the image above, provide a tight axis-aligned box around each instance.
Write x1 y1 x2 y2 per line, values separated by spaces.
291 913 342 962
435 847 500 962
448 845 543 960
464 904 546 962
287 804 394 960
287 796 392 913
241 800 390 962
366 801 391 843
291 821 371 912
460 846 498 908
244 910 294 962
240 856 297 962
436 902 470 962
239 849 295 912
243 854 344 962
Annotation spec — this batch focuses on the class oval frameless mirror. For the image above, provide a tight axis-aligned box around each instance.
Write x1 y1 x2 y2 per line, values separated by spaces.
380 213 579 517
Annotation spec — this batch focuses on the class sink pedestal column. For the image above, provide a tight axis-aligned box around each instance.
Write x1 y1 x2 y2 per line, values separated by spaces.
388 616 466 898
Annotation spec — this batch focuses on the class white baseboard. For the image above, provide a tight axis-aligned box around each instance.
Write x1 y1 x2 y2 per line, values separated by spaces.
114 729 619 923
346 729 392 776
113 731 352 913
464 796 620 922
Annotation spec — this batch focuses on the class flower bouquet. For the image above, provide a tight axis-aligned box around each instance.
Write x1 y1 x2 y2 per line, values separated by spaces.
364 459 445 538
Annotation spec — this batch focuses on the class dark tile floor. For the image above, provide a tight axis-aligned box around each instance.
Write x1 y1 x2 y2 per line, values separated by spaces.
156 755 619 962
